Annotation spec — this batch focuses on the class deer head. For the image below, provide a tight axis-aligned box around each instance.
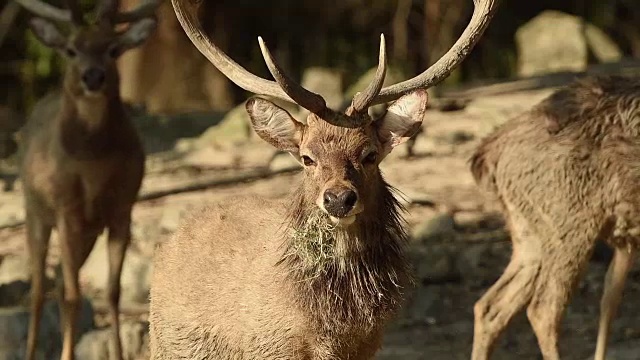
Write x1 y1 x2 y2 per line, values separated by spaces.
16 0 161 96
172 0 498 225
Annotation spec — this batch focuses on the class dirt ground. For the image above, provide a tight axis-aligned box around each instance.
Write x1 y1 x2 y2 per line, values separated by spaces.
1 87 640 359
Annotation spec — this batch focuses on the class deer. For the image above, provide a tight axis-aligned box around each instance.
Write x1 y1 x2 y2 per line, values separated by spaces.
13 0 161 358
469 75 640 360
147 0 498 358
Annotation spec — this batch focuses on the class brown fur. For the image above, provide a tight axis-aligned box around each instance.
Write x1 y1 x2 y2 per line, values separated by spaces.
149 91 428 359
19 21 153 360
469 75 640 360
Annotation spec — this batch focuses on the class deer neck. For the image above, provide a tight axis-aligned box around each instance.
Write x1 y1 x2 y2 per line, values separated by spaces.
281 179 412 335
57 78 125 159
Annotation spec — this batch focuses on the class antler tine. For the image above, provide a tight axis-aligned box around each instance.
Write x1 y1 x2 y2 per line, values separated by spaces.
370 0 499 105
348 34 387 115
13 0 72 22
111 0 162 24
258 37 368 128
257 37 328 115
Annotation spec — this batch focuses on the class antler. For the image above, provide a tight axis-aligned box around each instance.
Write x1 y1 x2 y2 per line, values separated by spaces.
370 0 499 105
13 0 73 23
172 0 375 128
97 0 162 25
347 34 387 115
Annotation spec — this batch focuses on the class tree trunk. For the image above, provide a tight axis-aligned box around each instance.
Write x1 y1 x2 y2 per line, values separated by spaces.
117 0 234 114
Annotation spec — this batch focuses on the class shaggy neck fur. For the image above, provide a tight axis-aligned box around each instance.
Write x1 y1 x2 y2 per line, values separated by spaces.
279 175 412 338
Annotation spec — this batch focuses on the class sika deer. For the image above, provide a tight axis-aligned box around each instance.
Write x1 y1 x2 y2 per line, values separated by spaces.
14 0 161 358
148 0 498 358
470 75 640 360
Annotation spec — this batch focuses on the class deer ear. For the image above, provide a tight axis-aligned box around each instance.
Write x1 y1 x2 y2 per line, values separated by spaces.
246 97 303 154
29 18 66 49
376 89 428 158
115 18 157 53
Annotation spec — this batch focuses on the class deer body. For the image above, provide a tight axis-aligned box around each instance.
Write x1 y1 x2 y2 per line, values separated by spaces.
15 0 161 359
150 191 407 359
470 75 640 360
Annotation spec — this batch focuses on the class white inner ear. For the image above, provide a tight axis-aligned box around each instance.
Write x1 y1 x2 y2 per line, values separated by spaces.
378 91 427 148
250 100 298 140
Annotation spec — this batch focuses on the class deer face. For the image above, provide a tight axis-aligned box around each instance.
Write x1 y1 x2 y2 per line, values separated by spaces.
247 89 427 226
28 18 156 95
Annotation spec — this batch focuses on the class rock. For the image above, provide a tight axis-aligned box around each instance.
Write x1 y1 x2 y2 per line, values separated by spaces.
0 298 94 359
455 243 509 285
516 10 622 77
0 281 30 307
300 67 344 110
76 321 149 360
411 213 456 243
344 66 407 114
453 211 504 231
0 255 31 285
410 246 458 284
80 235 152 304
159 203 196 234
190 103 253 151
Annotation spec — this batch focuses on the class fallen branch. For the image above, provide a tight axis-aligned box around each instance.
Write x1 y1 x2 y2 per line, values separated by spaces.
137 164 301 201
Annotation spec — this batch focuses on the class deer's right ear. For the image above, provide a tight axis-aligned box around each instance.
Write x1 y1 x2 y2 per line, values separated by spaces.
29 18 66 49
246 97 303 153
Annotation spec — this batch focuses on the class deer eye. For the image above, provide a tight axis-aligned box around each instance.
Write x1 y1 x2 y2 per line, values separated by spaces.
65 47 77 58
362 151 377 165
301 155 315 167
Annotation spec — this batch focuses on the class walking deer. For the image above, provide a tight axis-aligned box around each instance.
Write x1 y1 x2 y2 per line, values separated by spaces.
14 0 161 358
470 75 640 360
148 0 498 358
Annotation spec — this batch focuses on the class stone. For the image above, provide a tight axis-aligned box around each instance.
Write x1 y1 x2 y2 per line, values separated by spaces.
411 213 456 244
76 321 149 360
0 298 94 359
0 255 31 285
80 235 152 304
516 10 622 77
159 203 196 234
300 67 344 110
410 246 458 284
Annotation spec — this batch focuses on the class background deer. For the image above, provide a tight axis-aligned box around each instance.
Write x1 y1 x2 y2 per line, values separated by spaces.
148 0 498 358
14 0 161 358
470 75 640 360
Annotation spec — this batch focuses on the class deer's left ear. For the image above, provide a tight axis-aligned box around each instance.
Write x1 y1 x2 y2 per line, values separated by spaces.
114 18 157 55
375 89 428 159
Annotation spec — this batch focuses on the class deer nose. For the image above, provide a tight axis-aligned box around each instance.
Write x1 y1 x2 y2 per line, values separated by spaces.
323 188 358 217
81 68 106 91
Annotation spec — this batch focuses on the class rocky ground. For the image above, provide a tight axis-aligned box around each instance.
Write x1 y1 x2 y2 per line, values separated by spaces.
1 87 640 360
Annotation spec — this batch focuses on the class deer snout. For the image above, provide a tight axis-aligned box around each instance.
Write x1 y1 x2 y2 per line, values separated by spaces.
81 68 106 91
323 188 358 218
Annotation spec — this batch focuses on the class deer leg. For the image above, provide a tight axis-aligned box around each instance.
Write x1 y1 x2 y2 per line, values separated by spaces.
106 213 132 360
526 239 595 360
25 209 52 360
57 216 95 360
472 233 541 360
594 246 636 360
